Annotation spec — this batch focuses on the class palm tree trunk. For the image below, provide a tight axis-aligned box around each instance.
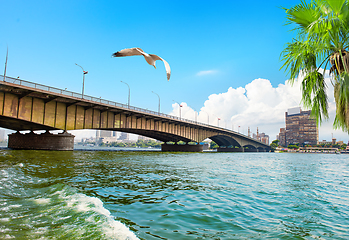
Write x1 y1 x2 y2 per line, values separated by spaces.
334 82 349 131
331 50 349 131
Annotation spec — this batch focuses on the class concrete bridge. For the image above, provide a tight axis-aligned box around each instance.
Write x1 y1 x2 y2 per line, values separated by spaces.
0 75 270 152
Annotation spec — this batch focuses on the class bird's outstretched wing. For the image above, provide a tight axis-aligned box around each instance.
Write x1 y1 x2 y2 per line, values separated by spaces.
149 54 171 81
112 48 145 57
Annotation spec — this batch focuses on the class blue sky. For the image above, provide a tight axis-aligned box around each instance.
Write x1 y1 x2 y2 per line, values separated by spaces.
1 0 348 142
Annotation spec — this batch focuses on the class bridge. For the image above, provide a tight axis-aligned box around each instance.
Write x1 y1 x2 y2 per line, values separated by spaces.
0 75 270 152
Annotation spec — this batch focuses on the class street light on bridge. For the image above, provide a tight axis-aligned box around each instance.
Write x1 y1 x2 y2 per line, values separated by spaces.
75 63 88 99
212 114 221 127
172 100 182 120
120 81 130 108
152 91 160 114
187 104 197 123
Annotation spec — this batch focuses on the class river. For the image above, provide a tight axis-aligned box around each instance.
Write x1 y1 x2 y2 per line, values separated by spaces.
0 150 348 239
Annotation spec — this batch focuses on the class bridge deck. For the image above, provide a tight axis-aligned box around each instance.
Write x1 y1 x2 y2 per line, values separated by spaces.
0 75 269 149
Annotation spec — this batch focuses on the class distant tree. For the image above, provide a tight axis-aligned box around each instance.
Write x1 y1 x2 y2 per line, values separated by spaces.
270 139 280 151
116 142 126 147
287 144 299 149
210 141 219 149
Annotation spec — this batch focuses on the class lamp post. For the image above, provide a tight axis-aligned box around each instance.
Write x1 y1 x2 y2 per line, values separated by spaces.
238 126 241 133
212 114 221 127
75 63 88 99
3 47 8 82
121 81 130 108
187 104 197 123
152 91 160 114
173 100 182 120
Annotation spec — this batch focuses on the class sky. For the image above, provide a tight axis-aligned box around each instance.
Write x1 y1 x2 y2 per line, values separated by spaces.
0 0 348 143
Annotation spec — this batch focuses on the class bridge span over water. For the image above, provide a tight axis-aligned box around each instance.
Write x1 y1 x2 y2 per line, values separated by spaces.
0 75 270 152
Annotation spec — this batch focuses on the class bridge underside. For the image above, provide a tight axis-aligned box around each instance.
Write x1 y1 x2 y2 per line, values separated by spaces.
210 135 241 148
0 115 57 131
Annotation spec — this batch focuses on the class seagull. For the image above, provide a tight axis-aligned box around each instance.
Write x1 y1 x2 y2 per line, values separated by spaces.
112 48 171 81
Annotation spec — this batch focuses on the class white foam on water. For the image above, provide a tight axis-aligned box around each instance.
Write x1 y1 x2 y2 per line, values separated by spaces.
3 234 15 239
61 190 139 240
9 204 21 208
34 198 51 204
0 165 140 240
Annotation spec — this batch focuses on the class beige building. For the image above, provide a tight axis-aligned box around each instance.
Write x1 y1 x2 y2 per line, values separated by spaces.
278 107 318 146
252 130 269 145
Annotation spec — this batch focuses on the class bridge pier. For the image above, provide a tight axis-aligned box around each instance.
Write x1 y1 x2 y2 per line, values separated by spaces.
244 148 258 152
217 147 244 152
161 143 203 152
8 131 75 151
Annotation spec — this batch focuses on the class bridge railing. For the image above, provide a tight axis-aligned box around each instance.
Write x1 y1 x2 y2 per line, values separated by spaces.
0 75 198 123
0 75 267 145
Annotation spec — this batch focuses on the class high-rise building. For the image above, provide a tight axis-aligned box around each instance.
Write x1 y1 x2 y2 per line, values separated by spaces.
118 132 129 141
96 130 113 138
278 107 318 146
278 128 286 146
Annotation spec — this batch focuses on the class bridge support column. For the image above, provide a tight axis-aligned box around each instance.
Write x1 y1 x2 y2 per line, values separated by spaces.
217 147 244 152
161 143 203 152
8 131 75 151
244 148 258 152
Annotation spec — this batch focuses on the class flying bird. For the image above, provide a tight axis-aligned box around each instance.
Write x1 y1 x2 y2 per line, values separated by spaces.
112 48 171 81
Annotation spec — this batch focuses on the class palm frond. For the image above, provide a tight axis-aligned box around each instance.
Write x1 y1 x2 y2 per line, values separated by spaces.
301 71 329 124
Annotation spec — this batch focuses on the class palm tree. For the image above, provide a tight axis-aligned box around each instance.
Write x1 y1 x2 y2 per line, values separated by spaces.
281 0 349 132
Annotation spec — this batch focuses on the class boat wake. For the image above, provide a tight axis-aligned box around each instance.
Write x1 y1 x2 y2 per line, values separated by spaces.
0 165 139 240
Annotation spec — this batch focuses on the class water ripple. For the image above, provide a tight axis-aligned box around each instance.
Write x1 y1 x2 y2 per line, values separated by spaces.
0 150 348 239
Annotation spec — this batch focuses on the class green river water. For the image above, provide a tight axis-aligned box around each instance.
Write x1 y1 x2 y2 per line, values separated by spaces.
0 149 348 239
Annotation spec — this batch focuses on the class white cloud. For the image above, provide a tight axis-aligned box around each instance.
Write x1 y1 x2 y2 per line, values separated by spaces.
196 70 218 76
170 73 349 143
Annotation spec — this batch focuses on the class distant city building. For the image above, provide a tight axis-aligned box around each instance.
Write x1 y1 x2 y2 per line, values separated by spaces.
96 130 115 138
259 135 270 145
278 107 318 146
96 130 118 144
201 142 210 150
0 129 5 141
80 136 96 143
319 139 343 146
98 136 118 144
252 128 269 145
118 132 129 141
278 128 286 146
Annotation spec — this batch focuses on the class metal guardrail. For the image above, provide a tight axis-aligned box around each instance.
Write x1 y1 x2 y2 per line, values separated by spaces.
0 75 267 145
